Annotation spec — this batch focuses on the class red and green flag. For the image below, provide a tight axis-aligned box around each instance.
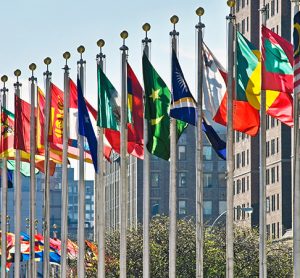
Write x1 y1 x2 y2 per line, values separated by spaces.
237 31 293 127
261 25 294 93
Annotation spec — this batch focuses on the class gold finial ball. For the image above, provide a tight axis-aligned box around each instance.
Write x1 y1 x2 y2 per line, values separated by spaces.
14 69 21 77
63 51 71 60
1 75 8 83
97 39 105 48
44 57 52 65
170 15 179 24
142 23 151 32
227 0 236 7
77 45 85 54
120 31 128 39
29 63 36 71
196 7 205 16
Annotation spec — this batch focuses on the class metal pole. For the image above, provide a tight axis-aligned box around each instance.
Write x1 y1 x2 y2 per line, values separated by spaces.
259 5 267 278
169 15 179 278
142 23 151 278
225 3 235 277
0 75 8 278
293 1 300 277
61 51 71 278
195 7 205 278
13 70 22 278
43 57 52 278
29 63 37 278
77 45 86 278
96 39 106 278
25 218 30 278
119 30 129 278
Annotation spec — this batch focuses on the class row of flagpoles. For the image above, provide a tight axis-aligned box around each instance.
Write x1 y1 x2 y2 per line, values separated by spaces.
1 1 300 277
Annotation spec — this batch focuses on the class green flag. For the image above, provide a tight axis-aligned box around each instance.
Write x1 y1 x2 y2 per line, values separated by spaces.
97 66 121 130
142 53 187 160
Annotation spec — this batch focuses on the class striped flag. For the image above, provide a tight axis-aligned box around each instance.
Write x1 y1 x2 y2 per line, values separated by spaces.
294 11 300 95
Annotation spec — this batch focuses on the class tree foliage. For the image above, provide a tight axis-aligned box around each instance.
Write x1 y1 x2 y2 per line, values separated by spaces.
68 216 293 277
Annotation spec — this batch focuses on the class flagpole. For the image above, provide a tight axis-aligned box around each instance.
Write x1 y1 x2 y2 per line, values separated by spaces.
61 51 71 278
43 57 52 278
29 63 37 278
96 39 106 278
259 5 267 278
119 30 129 278
77 45 86 278
142 23 151 278
292 1 300 277
13 70 22 278
0 75 8 278
225 2 235 277
169 15 179 278
195 7 205 278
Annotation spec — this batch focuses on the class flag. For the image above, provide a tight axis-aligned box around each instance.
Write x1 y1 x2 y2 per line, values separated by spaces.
169 50 226 159
170 50 197 125
142 53 187 160
202 43 260 136
97 66 121 131
70 79 112 159
237 32 293 126
262 25 294 93
103 63 144 159
77 78 98 172
294 11 300 96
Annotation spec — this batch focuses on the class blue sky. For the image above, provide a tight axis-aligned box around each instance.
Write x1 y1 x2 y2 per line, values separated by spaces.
0 0 229 175
0 0 229 109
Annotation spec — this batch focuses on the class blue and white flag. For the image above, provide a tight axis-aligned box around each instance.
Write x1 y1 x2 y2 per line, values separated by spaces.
77 78 98 172
170 50 197 125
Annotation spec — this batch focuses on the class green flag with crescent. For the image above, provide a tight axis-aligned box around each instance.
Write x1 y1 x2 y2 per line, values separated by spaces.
142 53 187 160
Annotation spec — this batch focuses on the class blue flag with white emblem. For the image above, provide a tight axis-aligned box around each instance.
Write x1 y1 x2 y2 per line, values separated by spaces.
170 51 226 160
77 78 98 172
170 50 197 125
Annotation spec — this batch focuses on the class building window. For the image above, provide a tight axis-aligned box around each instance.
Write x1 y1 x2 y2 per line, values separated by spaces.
236 131 240 142
271 139 275 155
178 132 186 144
271 117 275 128
204 201 212 215
271 195 276 211
266 169 270 185
247 176 249 191
236 205 241 220
219 201 227 214
178 200 187 215
276 0 279 13
266 141 270 157
246 17 249 32
204 173 213 188
277 165 279 182
272 223 276 239
242 178 245 193
276 137 279 153
219 173 226 187
151 200 160 216
242 204 246 220
277 222 280 238
242 0 245 8
178 146 186 161
234 181 236 195
237 179 241 194
236 0 240 12
203 146 212 160
178 172 187 187
271 167 276 183
277 194 280 210
271 0 275 16
236 153 241 169
267 224 270 240
247 149 249 165
266 197 270 213
242 19 245 34
151 173 159 187
242 151 245 167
